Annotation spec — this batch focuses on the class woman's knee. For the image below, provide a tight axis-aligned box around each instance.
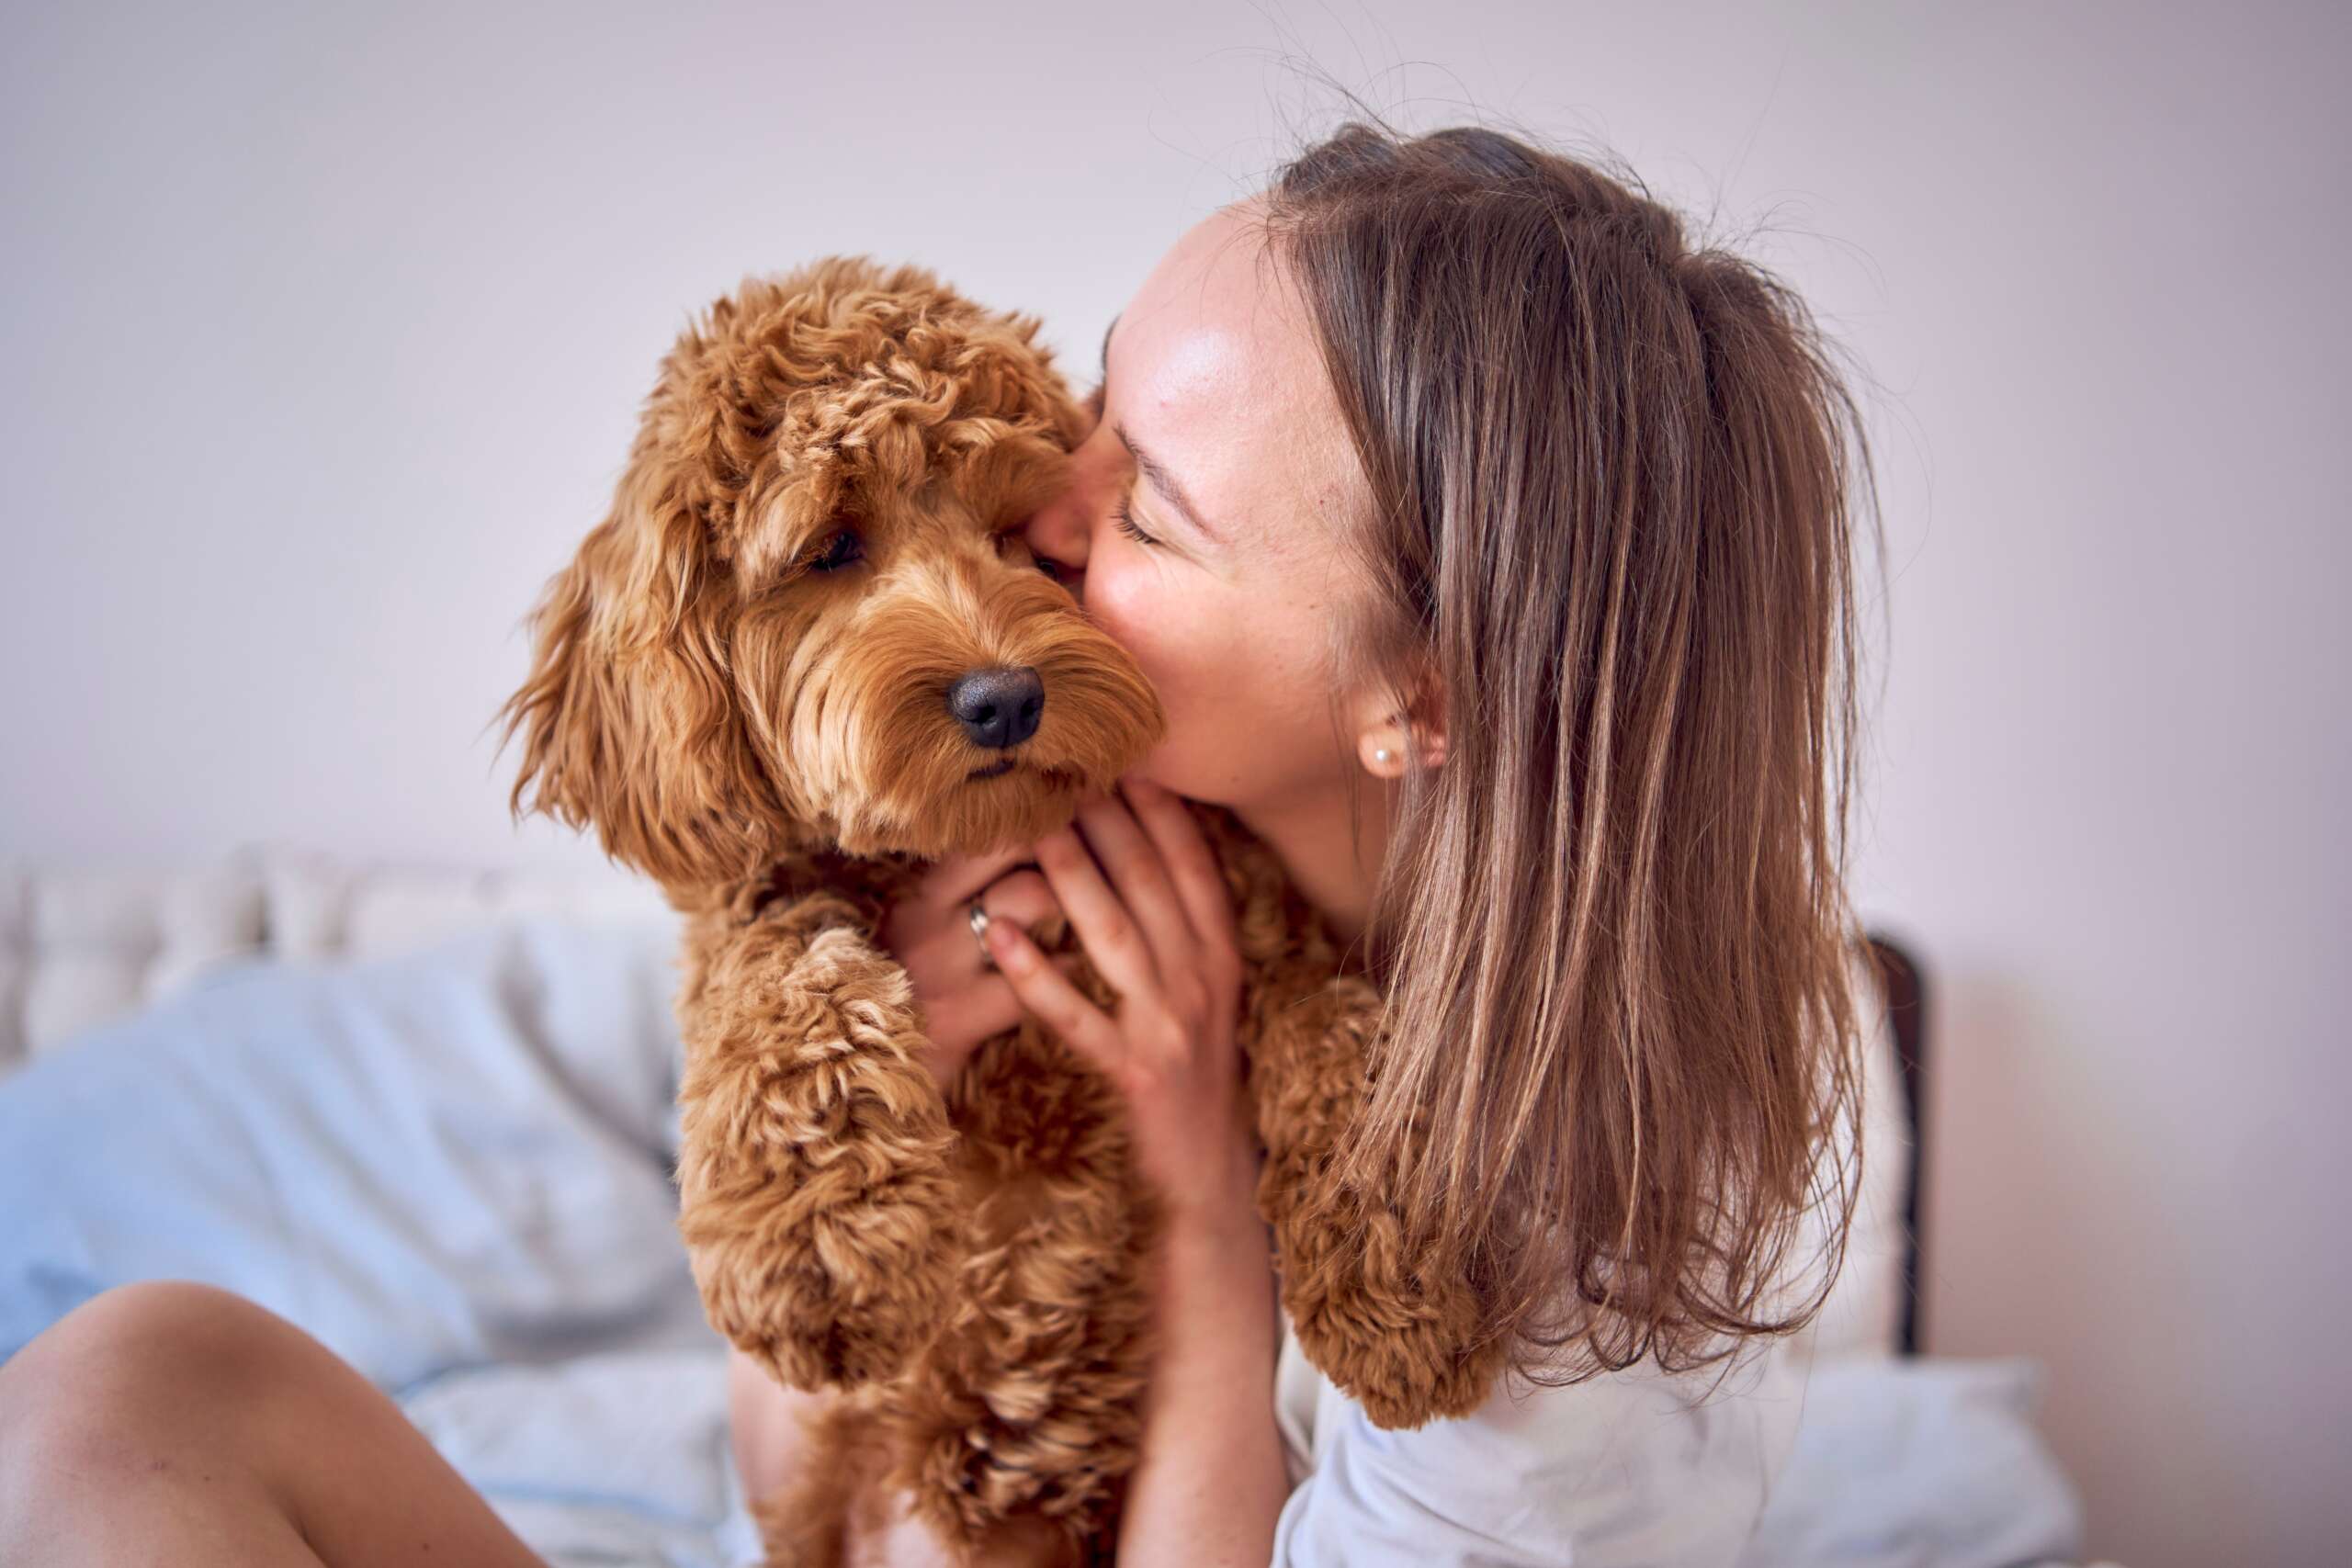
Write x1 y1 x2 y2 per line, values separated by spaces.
0 1283 356 1563
0 1280 308 1480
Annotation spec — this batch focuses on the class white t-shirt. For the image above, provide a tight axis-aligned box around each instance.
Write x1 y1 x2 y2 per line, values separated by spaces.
1270 1309 1819 1567
713 1314 1815 1568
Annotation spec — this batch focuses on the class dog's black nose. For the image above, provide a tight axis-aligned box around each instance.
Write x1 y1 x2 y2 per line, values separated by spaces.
947 665 1045 750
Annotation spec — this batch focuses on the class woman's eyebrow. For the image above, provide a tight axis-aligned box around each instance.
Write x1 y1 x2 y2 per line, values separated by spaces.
1091 310 1223 546
1115 422 1223 546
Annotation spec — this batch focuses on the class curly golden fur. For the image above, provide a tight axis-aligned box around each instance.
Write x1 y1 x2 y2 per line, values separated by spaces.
497 256 1499 1565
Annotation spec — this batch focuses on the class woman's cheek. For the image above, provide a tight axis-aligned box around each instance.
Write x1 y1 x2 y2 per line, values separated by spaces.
1079 555 1159 663
1084 561 1203 714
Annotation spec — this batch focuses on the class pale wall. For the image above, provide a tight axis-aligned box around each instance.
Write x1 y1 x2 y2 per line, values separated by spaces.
3 3 2345 1562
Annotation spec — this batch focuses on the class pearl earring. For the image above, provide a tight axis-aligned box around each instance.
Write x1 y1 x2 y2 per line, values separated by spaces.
1374 746 1394 765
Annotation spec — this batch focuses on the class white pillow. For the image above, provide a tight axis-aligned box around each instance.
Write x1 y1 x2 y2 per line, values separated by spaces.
0 862 266 1066
0 914 707 1389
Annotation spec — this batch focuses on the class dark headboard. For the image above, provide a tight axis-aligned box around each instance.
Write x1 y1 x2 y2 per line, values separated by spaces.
1860 930 1928 1356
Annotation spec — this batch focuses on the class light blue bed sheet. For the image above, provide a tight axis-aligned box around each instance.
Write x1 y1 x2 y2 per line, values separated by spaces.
0 916 755 1564
0 915 2085 1568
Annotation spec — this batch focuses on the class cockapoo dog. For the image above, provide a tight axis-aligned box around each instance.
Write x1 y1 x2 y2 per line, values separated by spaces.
498 256 1503 1565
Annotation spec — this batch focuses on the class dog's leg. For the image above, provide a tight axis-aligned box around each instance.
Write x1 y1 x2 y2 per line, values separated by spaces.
753 1388 967 1568
880 1028 1148 1567
676 897 960 1393
1245 971 1510 1429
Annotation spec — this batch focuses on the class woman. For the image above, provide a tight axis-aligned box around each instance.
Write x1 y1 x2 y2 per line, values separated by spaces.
751 118 1878 1565
0 120 1877 1567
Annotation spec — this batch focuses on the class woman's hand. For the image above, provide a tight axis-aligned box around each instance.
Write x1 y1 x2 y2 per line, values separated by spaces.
978 774 1283 1566
979 773 1256 1227
906 775 1283 1565
880 841 1083 1090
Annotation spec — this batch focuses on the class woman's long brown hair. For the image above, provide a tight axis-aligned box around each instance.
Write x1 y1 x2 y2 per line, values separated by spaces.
1254 118 1886 1386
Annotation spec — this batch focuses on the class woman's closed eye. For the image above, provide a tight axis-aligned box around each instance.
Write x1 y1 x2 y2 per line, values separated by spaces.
1111 482 1159 547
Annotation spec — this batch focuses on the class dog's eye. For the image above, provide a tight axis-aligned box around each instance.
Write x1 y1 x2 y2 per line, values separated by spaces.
806 528 865 573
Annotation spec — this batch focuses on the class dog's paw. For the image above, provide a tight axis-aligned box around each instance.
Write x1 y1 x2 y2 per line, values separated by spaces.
687 1164 960 1390
1292 1292 1510 1429
1272 1188 1506 1429
674 931 967 1392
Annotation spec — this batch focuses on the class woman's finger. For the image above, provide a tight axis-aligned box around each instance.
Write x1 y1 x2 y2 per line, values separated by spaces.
917 949 1083 1084
934 950 1081 1044
982 919 1128 1079
974 868 1058 932
968 869 1062 974
1071 792 1196 974
933 975 1023 1049
1118 775 1241 967
922 843 1038 918
1029 818 1163 1005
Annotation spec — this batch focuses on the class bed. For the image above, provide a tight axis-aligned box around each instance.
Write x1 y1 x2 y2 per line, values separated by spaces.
0 848 2098 1566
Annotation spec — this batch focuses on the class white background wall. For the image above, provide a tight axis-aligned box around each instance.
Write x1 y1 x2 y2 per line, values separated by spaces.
4 2 2345 1561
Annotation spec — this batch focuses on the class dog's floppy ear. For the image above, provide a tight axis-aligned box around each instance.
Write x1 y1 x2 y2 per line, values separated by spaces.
497 442 787 890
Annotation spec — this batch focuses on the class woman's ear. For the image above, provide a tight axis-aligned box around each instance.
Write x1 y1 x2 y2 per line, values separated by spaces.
496 459 790 889
1352 671 1448 779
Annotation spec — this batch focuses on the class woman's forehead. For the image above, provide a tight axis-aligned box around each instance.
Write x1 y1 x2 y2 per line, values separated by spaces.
1120 207 1312 399
1114 208 1359 552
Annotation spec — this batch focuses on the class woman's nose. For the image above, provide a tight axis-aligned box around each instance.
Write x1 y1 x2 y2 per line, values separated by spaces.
1021 488 1090 586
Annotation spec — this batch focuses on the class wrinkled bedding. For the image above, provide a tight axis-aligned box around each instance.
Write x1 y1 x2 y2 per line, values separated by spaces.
0 915 2087 1567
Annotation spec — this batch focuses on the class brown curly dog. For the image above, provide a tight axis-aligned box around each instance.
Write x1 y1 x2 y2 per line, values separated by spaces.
497 256 1504 1566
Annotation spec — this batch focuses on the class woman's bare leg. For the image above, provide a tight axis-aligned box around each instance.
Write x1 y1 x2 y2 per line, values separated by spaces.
0 1280 548 1568
728 1340 841 1504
